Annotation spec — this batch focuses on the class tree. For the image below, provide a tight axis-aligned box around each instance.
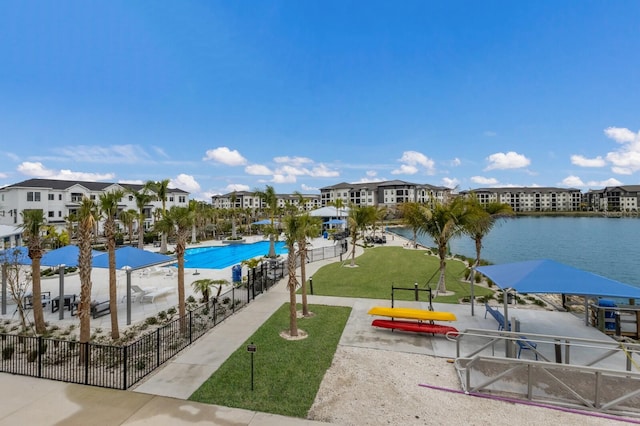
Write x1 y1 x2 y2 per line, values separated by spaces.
347 205 377 266
282 214 306 337
20 209 47 334
155 206 193 323
118 209 137 246
254 185 279 258
99 190 124 339
416 197 474 294
399 202 428 249
130 189 156 249
0 247 31 332
77 197 98 348
64 212 77 244
191 278 227 303
297 213 321 317
145 179 170 253
463 195 514 314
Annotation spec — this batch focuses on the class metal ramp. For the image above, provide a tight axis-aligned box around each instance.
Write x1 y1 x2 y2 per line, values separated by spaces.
452 329 640 417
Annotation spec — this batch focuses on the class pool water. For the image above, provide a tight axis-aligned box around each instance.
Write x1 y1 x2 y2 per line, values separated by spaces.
184 241 287 269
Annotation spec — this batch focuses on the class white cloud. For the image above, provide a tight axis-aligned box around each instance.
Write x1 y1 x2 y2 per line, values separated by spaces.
604 126 637 143
57 144 151 164
570 155 606 167
396 151 436 174
366 170 377 177
471 176 499 185
225 184 251 192
17 161 114 181
153 146 170 158
354 176 386 184
273 156 313 166
309 164 339 177
602 127 640 174
561 175 623 188
450 158 461 167
442 177 459 189
201 190 222 199
0 172 7 179
203 147 247 166
272 174 297 184
277 165 307 176
118 179 144 185
245 164 273 175
301 183 318 191
391 164 418 175
485 152 530 170
170 174 201 193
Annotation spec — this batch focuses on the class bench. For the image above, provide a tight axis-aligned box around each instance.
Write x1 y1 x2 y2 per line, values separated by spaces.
485 302 510 331
516 337 538 360
90 300 111 319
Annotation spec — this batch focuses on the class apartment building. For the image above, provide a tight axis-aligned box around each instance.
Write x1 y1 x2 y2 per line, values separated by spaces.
0 178 190 232
319 180 452 209
586 185 640 212
460 187 583 212
211 191 321 211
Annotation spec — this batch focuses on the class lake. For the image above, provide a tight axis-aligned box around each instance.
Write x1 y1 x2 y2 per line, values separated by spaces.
391 216 640 287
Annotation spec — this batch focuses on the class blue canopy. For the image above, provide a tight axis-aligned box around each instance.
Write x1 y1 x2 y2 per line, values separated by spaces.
476 259 640 299
324 219 346 225
41 245 102 267
0 246 31 265
92 246 173 270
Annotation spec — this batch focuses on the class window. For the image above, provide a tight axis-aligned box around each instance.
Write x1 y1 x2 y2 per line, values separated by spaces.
35 192 40 202
169 196 174 202
27 192 34 201
48 194 55 201
179 196 186 203
58 211 62 217
90 195 96 200
128 195 133 201
27 192 41 202
59 194 62 200
48 211 55 218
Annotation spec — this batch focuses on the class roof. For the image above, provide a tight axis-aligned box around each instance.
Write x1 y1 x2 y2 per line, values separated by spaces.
309 206 349 217
476 259 640 299
4 178 189 194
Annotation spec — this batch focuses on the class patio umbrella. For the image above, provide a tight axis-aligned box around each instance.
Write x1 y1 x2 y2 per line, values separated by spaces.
251 219 279 225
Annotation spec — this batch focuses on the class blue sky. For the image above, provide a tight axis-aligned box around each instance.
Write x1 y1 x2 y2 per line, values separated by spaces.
1 1 640 200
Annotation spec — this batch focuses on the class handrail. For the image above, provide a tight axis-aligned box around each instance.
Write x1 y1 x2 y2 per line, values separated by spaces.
455 355 640 418
455 328 640 372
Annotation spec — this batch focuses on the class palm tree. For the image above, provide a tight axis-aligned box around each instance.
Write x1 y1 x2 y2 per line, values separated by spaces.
464 195 514 313
20 209 47 334
282 214 306 337
254 185 278 258
417 197 474 294
297 213 321 317
399 202 428 248
347 205 377 266
130 189 156 249
64 212 77 244
155 206 193 322
145 179 170 253
119 209 137 246
191 278 227 303
77 197 97 348
99 190 124 339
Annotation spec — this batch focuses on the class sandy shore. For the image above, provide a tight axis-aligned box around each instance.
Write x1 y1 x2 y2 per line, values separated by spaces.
308 346 620 425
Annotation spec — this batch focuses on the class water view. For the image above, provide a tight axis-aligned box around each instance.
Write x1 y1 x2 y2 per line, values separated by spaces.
392 216 640 287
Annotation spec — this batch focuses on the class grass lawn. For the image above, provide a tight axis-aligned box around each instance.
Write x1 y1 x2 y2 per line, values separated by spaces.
308 246 494 303
189 303 351 418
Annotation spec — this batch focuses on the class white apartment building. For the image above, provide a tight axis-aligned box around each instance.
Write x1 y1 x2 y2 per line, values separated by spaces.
211 191 321 212
0 178 190 233
320 180 452 210
587 185 640 212
460 187 583 212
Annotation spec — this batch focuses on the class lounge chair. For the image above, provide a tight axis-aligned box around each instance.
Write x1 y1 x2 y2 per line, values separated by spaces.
140 286 174 303
121 285 155 303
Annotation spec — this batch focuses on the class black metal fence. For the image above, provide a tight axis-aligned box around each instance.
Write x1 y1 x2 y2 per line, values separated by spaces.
0 242 346 390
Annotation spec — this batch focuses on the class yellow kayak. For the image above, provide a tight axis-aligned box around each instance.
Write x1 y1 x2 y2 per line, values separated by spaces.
367 306 457 322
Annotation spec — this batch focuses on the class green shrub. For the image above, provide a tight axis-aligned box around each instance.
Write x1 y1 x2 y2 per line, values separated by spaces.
145 317 158 326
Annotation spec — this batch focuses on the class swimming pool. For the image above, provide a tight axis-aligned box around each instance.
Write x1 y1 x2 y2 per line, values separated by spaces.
183 241 287 269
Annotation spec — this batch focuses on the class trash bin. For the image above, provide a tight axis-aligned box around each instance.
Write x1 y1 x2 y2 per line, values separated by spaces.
323 231 328 239
232 264 242 283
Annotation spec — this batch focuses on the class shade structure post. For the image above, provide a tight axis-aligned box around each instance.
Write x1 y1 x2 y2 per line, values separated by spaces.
503 287 512 357
124 266 132 325
58 264 65 320
1 264 7 315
